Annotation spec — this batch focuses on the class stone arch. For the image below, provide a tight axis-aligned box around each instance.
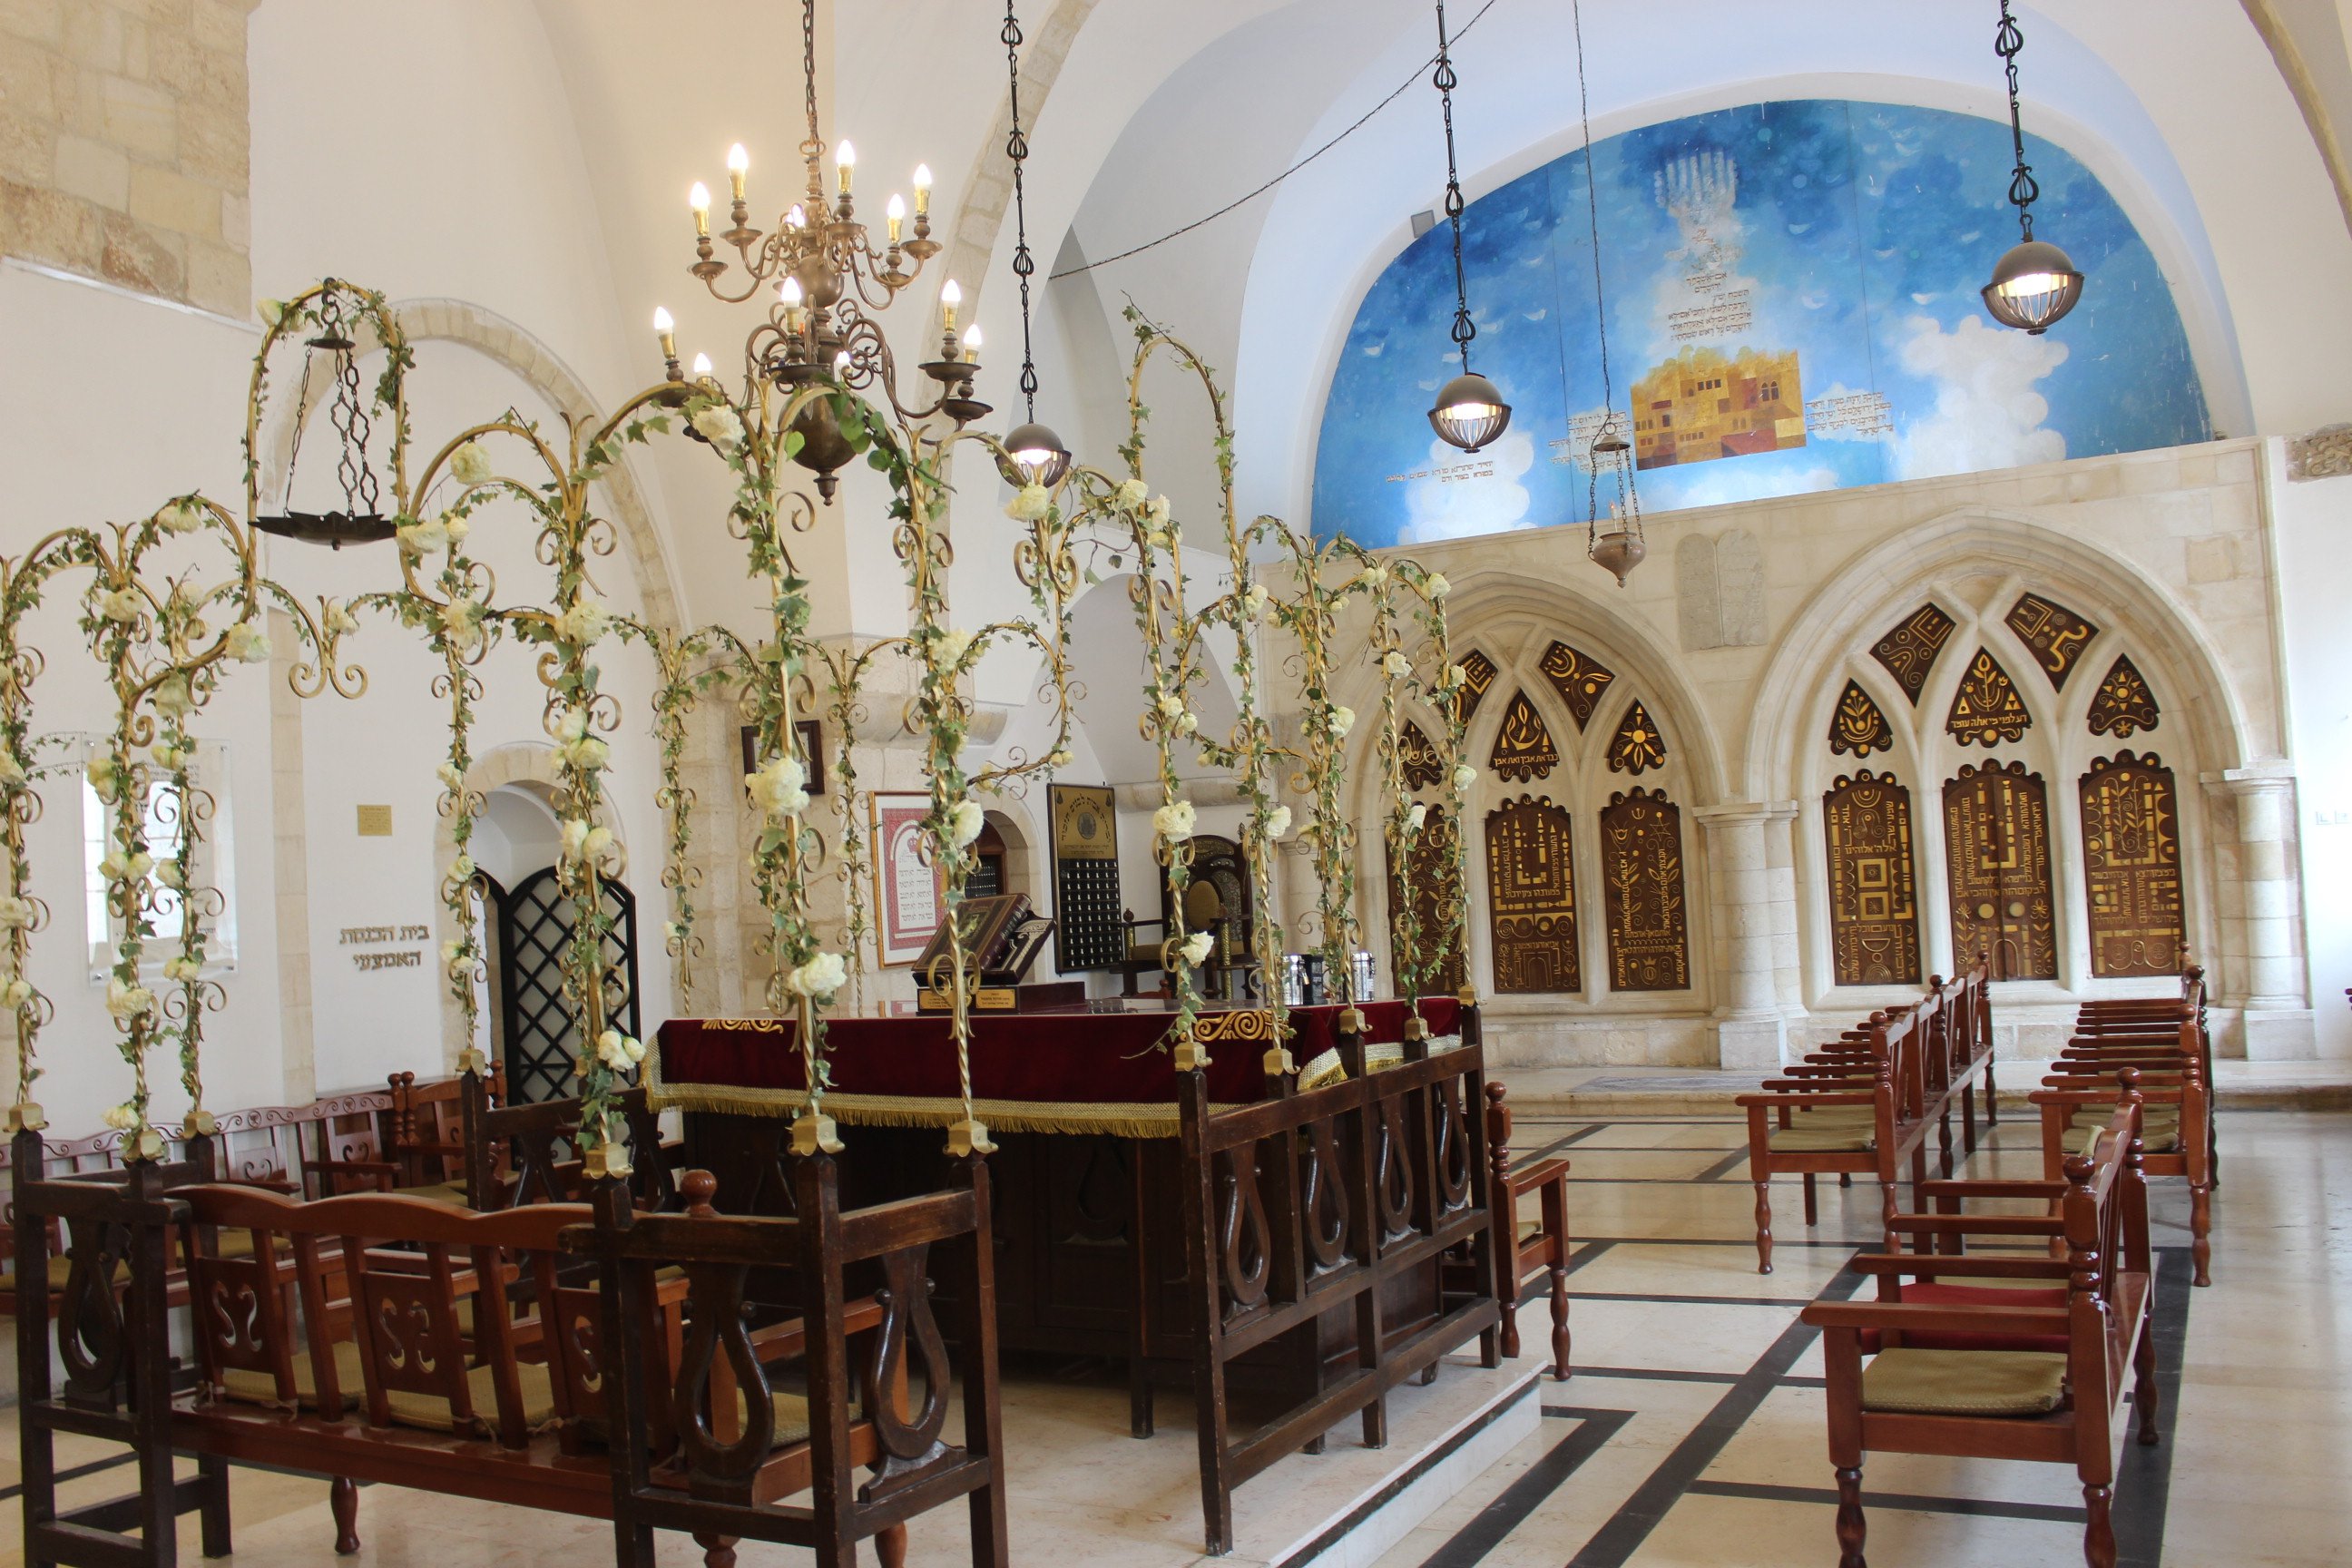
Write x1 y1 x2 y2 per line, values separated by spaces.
1747 508 2259 806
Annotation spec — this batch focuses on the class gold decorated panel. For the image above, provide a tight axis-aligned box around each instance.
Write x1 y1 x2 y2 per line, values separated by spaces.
1536 641 1616 730
1869 602 1955 705
1398 719 1446 791
1600 788 1690 991
2080 751 2185 979
1387 807 1467 995
1484 796 1580 994
2004 593 2099 691
1828 681 1895 760
1945 647 2032 748
1823 769 1922 986
1455 649 1498 724
2087 654 2161 739
1605 698 1668 776
1489 690 1558 783
1941 760 2057 981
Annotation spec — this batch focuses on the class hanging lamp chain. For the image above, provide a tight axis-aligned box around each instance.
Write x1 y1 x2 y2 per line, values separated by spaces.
1571 0 1635 543
800 0 825 199
1434 0 1475 371
1005 0 1040 418
1995 0 2037 240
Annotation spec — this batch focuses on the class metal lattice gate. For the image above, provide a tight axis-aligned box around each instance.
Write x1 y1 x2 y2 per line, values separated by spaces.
495 867 642 1104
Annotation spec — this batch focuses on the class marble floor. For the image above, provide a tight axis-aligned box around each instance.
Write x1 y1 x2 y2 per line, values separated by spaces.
1 1105 2346 1565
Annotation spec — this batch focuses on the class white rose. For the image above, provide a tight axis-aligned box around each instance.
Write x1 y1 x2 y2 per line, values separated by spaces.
691 404 745 448
747 755 809 818
100 849 151 883
159 498 205 534
442 939 466 965
104 977 154 1022
583 825 614 865
0 896 33 929
565 736 610 771
1177 710 1198 735
152 742 187 771
103 1102 138 1132
1046 748 1073 769
1264 805 1291 840
560 818 591 861
154 858 185 890
595 1028 630 1069
326 599 361 635
1144 495 1171 529
935 627 975 669
1454 764 1476 792
1328 704 1356 740
0 978 30 1008
1156 692 1184 721
1424 572 1450 599
162 956 201 983
97 588 142 624
1407 801 1428 831
787 950 848 998
554 708 590 744
558 598 612 645
257 299 286 328
87 755 121 800
1004 483 1051 521
1444 663 1467 690
1241 583 1269 620
1181 930 1215 965
224 622 270 662
1383 650 1411 680
1359 564 1389 589
397 516 450 555
1152 799 1197 843
441 598 483 650
948 799 985 848
153 674 194 718
443 514 470 545
450 441 493 485
437 761 466 791
450 854 475 883
0 753 22 788
1115 477 1149 508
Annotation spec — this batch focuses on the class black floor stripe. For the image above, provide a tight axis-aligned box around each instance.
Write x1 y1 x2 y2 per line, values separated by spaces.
1685 1478 2087 1524
1691 1147 1751 1182
1567 1365 1827 1390
1519 1124 1616 1163
2114 1245 2192 1568
1563 1260 1868 1566
1412 1407 1634 1568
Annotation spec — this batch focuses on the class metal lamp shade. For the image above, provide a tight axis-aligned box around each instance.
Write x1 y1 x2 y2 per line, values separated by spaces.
1001 421 1073 489
1427 372 1512 453
1590 530 1646 586
1981 239 2083 333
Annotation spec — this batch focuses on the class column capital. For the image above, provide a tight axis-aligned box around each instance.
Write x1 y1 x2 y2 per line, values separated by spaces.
1691 799 1799 828
2200 765 2296 799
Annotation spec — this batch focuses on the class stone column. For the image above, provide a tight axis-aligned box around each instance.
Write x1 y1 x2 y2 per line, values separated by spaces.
1694 801 1798 1069
2205 769 2315 1059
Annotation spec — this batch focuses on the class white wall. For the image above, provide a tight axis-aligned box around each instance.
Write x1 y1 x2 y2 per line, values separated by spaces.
2272 445 2352 1059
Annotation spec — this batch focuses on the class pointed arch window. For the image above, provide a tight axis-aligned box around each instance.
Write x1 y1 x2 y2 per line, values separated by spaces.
1942 760 2057 980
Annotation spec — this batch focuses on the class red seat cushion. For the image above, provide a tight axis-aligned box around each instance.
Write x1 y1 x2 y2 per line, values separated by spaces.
1857 1281 2069 1355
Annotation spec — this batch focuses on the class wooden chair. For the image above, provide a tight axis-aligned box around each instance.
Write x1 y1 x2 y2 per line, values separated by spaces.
1459 1080 1569 1378
2034 1046 2212 1284
305 1072 485 1200
1176 1022 1498 1554
1800 1083 2159 1568
460 1075 679 1213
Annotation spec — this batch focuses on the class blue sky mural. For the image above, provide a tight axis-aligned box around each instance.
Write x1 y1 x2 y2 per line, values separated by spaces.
1310 99 2211 547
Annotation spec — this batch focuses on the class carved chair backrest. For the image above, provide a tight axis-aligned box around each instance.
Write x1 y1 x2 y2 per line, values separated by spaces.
389 1070 495 1186
463 1082 675 1213
176 1184 593 1449
574 1159 996 1514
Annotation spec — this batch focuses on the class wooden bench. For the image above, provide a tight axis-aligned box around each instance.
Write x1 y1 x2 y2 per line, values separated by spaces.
459 1075 680 1212
1176 1016 1499 1555
12 1122 1006 1568
1737 963 1994 1273
1800 1082 2159 1568
308 1068 501 1200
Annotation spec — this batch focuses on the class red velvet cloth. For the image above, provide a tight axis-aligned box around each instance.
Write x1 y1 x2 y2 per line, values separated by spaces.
655 996 1461 1107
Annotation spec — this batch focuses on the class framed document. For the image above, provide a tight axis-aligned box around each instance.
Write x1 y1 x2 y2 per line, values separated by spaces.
1050 783 1123 973
740 720 826 795
869 792 946 965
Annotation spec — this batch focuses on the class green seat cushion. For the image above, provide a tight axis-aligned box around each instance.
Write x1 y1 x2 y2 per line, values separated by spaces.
391 1180 470 1207
1769 1108 1876 1152
1861 1348 2067 1416
218 1338 559 1434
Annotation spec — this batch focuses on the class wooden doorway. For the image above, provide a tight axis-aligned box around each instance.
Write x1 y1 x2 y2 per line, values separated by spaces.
1941 760 2057 981
495 867 642 1103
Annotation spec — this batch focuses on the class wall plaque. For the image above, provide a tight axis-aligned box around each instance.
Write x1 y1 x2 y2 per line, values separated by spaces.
1945 647 2032 748
2080 751 2185 979
356 804 392 836
1942 760 2057 980
1600 787 1690 990
1823 769 1922 985
1049 783 1123 973
1605 698 1668 775
1827 680 1895 760
869 792 947 965
1488 691 1558 783
2086 654 2161 739
2004 593 2099 691
1536 641 1615 730
1485 796 1580 994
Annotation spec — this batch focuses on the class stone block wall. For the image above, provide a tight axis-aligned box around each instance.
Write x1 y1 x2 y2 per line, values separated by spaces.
0 0 253 318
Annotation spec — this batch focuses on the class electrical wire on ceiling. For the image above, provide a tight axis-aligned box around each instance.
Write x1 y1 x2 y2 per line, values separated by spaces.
1046 0 1503 281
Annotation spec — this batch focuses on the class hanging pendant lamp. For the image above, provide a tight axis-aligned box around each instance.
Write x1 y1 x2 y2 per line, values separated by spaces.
1982 0 2082 333
996 0 1072 489
1426 1 1510 454
1570 0 1642 585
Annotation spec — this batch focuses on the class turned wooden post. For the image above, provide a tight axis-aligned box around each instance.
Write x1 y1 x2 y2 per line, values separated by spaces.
1484 1081 1519 1363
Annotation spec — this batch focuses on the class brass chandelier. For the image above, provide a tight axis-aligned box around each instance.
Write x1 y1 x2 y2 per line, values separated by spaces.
676 0 988 495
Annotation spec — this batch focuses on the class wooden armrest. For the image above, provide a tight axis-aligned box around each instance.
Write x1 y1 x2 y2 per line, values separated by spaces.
1801 1300 2068 1334
1883 1214 2063 1237
1913 1178 2065 1199
1846 1254 2071 1280
1738 1088 1877 1106
1507 1155 1570 1193
743 1295 887 1365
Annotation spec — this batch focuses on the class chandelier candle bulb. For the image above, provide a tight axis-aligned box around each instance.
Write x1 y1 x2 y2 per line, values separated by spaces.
726 141 748 201
690 181 711 237
941 279 961 334
886 193 905 243
691 352 713 380
652 306 677 359
836 139 855 194
962 324 983 360
779 276 807 333
914 162 932 214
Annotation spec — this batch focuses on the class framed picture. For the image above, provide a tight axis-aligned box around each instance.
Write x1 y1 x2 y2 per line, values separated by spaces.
869 792 946 965
740 720 825 795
